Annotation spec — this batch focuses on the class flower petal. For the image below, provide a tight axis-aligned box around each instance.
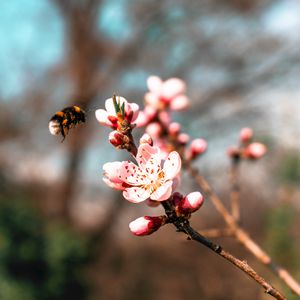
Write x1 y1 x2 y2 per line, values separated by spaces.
150 181 173 201
123 187 151 203
147 76 163 94
103 161 123 183
136 144 160 168
118 161 148 186
163 151 181 181
95 109 112 126
130 103 140 122
105 96 128 115
170 95 190 111
161 78 186 100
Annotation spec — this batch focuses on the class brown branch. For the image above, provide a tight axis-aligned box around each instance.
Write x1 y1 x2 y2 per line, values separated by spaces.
198 227 234 238
230 157 241 221
161 201 287 300
185 162 300 297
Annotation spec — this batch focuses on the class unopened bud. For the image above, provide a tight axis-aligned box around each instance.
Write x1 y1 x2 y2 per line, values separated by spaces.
177 133 190 145
140 133 153 146
146 122 162 138
129 216 166 236
177 192 204 215
168 122 181 136
158 111 171 126
240 127 253 144
244 142 267 159
109 131 125 148
187 139 207 159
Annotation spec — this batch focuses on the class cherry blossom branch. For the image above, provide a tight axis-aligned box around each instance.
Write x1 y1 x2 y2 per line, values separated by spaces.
185 162 300 297
161 201 286 300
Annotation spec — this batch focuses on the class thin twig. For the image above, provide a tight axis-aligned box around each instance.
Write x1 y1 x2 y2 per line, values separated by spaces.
161 201 287 300
198 227 234 238
186 162 300 297
230 157 240 221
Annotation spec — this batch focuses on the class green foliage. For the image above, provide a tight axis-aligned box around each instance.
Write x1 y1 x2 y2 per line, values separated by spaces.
0 197 89 300
264 203 298 270
278 153 300 185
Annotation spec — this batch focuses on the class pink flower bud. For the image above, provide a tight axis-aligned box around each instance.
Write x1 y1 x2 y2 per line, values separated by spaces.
227 146 240 158
177 133 190 145
187 139 207 159
146 122 162 138
244 142 267 159
129 216 166 236
109 131 125 147
240 127 253 143
158 111 171 126
139 133 153 146
177 192 204 214
168 122 181 135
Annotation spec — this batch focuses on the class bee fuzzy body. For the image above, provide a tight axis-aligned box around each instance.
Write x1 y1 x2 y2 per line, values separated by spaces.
49 106 86 141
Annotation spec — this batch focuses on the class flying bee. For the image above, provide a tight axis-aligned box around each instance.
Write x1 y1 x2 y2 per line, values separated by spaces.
49 105 86 141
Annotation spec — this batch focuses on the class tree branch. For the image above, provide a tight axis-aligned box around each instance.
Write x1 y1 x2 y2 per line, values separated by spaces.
161 201 286 300
185 162 300 296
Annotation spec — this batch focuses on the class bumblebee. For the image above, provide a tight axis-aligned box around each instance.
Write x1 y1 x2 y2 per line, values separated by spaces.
49 106 86 141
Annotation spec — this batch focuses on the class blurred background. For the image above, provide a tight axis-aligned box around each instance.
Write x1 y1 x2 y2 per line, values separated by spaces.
0 0 300 299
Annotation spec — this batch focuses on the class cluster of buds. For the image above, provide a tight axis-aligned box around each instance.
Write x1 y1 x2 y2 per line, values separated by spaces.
96 95 139 155
129 191 204 236
227 127 267 160
96 77 267 237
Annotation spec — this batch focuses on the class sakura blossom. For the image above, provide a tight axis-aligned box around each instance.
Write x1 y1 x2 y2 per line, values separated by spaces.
95 96 139 129
103 143 181 203
145 76 190 111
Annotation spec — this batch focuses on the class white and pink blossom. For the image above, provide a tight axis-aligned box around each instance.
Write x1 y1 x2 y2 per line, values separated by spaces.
145 76 190 111
103 143 181 203
95 96 139 128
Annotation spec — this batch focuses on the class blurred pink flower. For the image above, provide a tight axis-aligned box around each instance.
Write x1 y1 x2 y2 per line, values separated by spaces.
103 143 181 203
187 138 207 159
95 96 139 128
145 76 190 111
245 142 267 159
129 216 166 236
240 127 253 143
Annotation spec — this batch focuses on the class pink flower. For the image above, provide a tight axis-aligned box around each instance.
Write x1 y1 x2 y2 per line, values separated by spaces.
129 216 166 236
145 76 190 111
95 96 139 128
103 143 181 203
244 143 267 159
240 127 253 143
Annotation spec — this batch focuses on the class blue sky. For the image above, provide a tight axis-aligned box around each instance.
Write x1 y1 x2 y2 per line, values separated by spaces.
0 0 299 99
